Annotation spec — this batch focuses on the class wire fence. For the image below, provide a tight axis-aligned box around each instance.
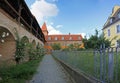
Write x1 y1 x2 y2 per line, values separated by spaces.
52 47 120 83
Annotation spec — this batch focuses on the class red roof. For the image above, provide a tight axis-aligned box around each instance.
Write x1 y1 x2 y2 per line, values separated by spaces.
42 22 47 31
45 34 82 41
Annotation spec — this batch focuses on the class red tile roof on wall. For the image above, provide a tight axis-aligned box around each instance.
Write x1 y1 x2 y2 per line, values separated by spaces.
45 34 82 41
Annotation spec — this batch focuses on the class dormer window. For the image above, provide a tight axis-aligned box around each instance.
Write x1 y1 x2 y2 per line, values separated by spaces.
78 36 81 40
110 18 113 23
62 37 64 40
55 37 58 40
69 37 72 40
118 12 120 18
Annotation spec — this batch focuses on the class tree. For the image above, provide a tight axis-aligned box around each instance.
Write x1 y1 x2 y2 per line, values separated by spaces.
82 29 111 49
51 43 61 50
68 44 74 50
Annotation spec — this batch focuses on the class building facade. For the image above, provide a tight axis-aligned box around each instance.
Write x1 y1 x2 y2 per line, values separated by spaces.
103 5 120 47
42 22 83 52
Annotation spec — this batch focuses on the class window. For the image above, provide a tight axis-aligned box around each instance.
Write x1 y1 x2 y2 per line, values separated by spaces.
118 12 120 18
62 37 64 40
78 36 81 40
116 40 120 47
48 37 51 40
69 37 72 40
110 18 112 23
116 25 120 33
108 29 110 36
55 37 58 40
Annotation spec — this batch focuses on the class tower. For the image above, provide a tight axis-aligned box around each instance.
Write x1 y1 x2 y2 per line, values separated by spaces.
42 22 48 36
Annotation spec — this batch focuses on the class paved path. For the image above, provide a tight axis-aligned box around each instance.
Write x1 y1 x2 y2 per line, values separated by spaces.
29 55 73 83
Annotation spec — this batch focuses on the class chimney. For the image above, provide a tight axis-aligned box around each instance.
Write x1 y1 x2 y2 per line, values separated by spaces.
69 33 70 35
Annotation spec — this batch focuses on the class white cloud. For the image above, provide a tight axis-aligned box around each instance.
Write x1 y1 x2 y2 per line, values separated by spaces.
47 23 62 35
56 25 63 29
81 33 86 38
30 0 59 23
77 33 86 38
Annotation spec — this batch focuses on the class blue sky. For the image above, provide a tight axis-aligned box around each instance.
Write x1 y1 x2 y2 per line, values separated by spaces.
25 0 120 37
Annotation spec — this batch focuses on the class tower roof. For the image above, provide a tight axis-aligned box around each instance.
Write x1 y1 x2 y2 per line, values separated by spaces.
42 22 47 31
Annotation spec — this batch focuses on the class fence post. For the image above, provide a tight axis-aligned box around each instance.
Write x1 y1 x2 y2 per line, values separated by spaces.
99 45 104 82
108 48 114 82
94 49 98 78
103 44 106 82
115 47 118 82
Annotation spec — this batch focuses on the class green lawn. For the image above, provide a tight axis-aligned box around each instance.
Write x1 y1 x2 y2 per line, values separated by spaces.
52 50 120 83
0 57 43 83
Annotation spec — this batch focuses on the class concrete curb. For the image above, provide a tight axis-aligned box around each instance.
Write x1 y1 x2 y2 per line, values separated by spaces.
53 55 102 83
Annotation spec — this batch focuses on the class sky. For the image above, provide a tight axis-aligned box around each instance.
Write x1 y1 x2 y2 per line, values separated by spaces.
25 0 120 38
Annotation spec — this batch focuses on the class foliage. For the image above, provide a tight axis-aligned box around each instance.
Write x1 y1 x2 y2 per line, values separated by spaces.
27 43 45 60
51 43 61 50
14 28 45 63
82 29 111 49
0 59 42 83
67 44 74 50
15 40 25 64
62 43 84 51
14 29 25 64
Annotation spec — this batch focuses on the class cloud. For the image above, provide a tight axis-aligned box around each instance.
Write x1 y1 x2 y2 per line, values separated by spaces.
77 33 86 38
30 0 59 23
56 25 63 29
46 23 62 35
81 33 86 38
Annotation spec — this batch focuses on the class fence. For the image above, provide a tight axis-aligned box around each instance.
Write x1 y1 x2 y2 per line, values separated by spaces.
94 46 120 83
52 47 120 83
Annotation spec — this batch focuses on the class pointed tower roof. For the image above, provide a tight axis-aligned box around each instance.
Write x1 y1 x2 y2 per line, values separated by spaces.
42 22 47 31
42 22 48 36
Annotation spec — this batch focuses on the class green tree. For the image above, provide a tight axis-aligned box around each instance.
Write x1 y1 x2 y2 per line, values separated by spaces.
82 29 111 49
51 43 61 50
68 44 74 50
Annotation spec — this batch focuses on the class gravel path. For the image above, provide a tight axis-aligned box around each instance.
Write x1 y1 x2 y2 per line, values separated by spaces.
29 55 73 83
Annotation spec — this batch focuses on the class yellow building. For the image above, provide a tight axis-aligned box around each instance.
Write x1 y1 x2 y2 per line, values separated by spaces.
103 5 120 47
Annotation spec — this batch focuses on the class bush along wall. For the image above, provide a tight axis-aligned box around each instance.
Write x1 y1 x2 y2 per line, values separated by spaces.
14 31 45 64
